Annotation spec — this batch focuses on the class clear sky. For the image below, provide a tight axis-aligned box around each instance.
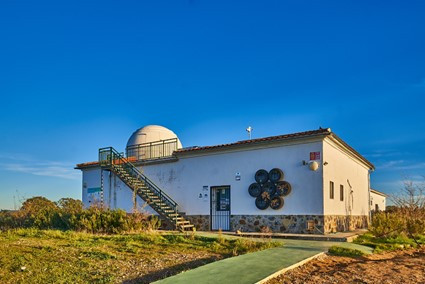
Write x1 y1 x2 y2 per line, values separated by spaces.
0 0 424 209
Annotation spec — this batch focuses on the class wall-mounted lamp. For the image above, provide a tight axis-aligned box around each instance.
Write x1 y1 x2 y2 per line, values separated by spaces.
309 161 319 171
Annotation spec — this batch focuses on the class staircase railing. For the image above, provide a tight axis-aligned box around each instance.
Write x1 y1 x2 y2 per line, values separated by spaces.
126 138 178 161
99 147 179 227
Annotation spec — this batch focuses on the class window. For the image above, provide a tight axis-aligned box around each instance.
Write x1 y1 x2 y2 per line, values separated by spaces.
340 185 344 201
330 181 334 199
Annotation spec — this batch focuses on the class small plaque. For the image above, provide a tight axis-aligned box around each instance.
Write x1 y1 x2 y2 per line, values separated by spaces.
310 151 321 160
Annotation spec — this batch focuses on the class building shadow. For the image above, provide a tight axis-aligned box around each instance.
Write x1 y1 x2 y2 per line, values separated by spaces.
122 256 221 284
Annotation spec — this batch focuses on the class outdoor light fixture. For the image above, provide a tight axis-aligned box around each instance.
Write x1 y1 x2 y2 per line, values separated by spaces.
309 161 319 171
246 126 253 140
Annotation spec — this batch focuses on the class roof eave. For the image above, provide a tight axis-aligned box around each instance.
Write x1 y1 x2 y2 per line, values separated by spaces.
328 133 375 170
175 132 331 157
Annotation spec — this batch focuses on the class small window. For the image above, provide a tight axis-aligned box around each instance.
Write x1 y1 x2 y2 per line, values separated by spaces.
340 185 344 201
330 181 334 199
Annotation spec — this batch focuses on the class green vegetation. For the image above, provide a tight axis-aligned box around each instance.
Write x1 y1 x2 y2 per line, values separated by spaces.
328 246 365 257
354 179 425 253
354 209 425 253
354 232 425 253
369 210 425 242
0 197 161 233
0 197 282 282
0 229 281 284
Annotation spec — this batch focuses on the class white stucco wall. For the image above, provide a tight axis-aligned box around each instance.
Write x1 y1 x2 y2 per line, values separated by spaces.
81 137 372 218
370 191 386 211
81 168 155 214
322 138 370 216
140 140 324 216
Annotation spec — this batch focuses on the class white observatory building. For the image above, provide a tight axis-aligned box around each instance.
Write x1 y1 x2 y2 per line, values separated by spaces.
76 125 385 234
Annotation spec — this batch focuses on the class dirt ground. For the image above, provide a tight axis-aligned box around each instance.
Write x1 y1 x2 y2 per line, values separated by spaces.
266 247 425 284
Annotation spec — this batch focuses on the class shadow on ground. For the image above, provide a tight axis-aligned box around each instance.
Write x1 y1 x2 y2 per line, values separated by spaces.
122 256 222 284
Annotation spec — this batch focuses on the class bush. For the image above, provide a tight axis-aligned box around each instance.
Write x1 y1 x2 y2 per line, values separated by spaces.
370 209 425 242
0 196 160 234
354 232 424 253
369 211 405 238
328 246 365 257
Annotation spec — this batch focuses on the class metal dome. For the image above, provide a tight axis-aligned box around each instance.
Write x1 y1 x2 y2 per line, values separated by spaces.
126 125 183 149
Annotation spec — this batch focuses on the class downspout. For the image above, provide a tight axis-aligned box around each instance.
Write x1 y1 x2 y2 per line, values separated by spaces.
368 170 372 225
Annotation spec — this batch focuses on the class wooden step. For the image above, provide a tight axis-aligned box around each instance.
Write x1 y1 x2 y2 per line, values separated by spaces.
180 224 194 229
171 217 184 221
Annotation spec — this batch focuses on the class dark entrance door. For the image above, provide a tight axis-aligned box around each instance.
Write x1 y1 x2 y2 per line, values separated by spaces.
211 186 231 231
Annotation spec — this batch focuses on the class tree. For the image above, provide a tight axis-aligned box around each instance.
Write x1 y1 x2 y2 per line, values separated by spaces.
21 196 58 214
20 196 59 229
390 178 425 245
56 198 83 214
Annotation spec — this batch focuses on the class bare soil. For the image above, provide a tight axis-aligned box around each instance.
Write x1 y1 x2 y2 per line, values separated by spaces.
266 248 425 284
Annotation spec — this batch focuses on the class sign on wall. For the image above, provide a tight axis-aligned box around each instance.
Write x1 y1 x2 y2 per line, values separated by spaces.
87 187 102 194
310 151 321 161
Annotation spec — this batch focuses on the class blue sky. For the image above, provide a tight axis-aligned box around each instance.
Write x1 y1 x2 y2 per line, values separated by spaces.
0 0 424 209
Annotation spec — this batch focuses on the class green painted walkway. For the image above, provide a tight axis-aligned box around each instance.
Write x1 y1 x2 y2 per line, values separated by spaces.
154 234 372 284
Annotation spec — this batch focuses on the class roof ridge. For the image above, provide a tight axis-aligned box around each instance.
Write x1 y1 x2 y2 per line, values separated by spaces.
176 128 331 153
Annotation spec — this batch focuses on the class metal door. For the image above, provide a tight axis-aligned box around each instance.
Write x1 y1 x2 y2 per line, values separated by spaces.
211 186 231 231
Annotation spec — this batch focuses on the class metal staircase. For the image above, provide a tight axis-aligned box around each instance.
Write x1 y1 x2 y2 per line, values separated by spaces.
99 147 194 231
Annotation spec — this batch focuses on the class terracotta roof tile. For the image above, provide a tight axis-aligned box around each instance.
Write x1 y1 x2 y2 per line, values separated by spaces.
75 128 374 170
75 161 99 169
175 128 332 154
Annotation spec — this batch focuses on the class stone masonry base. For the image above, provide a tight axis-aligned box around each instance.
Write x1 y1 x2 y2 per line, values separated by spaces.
183 214 369 234
324 215 369 233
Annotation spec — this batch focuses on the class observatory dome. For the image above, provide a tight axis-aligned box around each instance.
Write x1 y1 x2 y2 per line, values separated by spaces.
126 125 183 149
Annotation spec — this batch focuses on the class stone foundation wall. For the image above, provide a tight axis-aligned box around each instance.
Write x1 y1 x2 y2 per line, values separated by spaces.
324 215 369 233
230 215 325 234
185 215 210 231
162 214 369 234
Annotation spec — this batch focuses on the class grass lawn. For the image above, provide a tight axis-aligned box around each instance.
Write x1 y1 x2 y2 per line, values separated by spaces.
0 229 280 284
354 232 425 253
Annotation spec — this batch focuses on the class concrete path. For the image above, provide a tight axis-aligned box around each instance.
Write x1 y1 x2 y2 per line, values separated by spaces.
222 229 367 242
154 235 372 284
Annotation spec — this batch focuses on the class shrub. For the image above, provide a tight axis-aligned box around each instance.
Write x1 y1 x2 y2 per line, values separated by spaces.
328 246 365 257
369 211 405 238
20 197 61 229
0 196 160 234
370 209 425 244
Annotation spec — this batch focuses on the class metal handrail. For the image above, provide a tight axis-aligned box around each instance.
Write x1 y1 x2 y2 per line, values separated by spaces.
99 147 178 210
125 138 178 161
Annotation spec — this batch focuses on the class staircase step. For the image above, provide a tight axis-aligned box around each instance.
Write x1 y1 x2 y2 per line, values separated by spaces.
106 153 194 231
171 217 184 221
180 224 194 229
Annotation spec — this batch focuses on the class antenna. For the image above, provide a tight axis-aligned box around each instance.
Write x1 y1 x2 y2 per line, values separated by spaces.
246 126 253 140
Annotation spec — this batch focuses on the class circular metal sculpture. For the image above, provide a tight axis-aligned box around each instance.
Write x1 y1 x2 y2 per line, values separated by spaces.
255 195 270 210
276 181 292 197
263 181 276 196
248 183 262 197
248 168 292 210
255 169 269 184
270 196 284 210
269 168 284 182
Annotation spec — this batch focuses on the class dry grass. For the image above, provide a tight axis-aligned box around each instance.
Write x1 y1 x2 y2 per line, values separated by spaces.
0 229 280 283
